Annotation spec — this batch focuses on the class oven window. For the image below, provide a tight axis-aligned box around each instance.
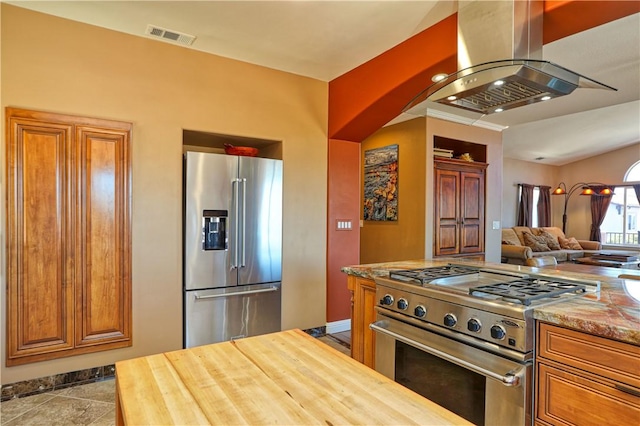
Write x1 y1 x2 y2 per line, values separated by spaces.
395 340 486 425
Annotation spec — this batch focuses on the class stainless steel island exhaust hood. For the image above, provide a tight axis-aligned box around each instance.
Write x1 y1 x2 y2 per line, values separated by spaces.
404 0 616 116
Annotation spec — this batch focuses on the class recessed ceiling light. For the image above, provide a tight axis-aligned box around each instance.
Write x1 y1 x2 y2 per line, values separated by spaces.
447 96 457 101
493 80 505 86
495 108 503 113
432 73 448 82
541 96 552 101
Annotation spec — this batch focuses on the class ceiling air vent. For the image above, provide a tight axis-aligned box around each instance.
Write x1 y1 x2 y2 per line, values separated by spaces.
145 25 196 46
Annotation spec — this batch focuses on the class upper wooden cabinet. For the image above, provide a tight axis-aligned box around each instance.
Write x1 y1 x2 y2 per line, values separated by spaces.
6 107 132 366
434 158 487 257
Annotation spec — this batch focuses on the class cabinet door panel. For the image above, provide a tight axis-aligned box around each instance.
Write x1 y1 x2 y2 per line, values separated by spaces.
7 119 74 363
438 225 458 253
435 169 459 256
361 283 377 368
436 171 458 220
76 126 131 346
460 171 484 253
460 224 481 252
537 362 640 426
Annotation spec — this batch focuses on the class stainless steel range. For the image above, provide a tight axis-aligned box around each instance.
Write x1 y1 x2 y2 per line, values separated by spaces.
371 264 598 426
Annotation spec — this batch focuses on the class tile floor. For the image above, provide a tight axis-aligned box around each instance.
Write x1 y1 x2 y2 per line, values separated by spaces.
0 333 351 425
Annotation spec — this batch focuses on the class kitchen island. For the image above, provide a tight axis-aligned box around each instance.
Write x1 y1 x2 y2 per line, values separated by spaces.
342 258 640 345
115 328 470 425
342 259 640 425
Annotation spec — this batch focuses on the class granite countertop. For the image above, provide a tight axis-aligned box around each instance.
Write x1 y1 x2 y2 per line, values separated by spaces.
341 259 640 346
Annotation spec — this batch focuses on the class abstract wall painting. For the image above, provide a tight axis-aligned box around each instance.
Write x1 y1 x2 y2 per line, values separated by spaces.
364 144 398 221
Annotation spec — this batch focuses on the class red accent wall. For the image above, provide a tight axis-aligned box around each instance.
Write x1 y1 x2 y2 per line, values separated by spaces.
327 139 361 322
328 14 458 142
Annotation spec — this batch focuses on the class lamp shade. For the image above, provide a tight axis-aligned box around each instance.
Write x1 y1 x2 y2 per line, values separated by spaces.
580 187 596 195
598 187 613 195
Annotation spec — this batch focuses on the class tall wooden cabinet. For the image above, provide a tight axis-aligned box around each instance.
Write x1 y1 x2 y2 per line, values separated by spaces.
6 108 132 366
434 158 487 257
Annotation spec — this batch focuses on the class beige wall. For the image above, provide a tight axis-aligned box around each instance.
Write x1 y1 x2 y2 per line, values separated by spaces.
359 117 503 263
557 143 640 240
426 118 503 262
1 4 328 384
502 144 640 240
502 159 559 228
360 118 426 263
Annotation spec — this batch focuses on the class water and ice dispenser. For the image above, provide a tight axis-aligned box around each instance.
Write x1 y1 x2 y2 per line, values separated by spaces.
202 210 227 250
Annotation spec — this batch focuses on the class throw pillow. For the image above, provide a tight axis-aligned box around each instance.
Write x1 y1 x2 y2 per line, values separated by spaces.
559 236 583 250
537 230 561 250
523 232 550 252
502 240 515 245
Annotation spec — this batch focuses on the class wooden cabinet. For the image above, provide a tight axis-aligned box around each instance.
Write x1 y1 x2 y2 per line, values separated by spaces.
347 275 377 368
434 158 486 257
6 107 132 366
536 322 640 425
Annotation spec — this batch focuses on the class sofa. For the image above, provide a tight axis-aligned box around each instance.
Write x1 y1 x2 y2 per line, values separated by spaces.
501 226 602 265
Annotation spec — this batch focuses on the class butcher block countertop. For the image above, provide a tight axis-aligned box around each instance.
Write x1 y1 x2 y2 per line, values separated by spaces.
342 259 640 345
115 328 470 425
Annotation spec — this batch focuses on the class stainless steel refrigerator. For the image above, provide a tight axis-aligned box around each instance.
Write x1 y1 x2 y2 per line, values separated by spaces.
183 151 282 348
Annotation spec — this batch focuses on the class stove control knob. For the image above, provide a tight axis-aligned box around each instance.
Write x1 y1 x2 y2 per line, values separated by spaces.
397 299 408 310
467 318 482 332
380 295 394 306
414 305 426 318
443 313 457 327
491 325 506 340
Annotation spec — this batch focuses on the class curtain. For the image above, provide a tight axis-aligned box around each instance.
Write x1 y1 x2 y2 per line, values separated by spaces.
634 184 640 203
537 186 551 227
589 185 615 241
517 184 534 227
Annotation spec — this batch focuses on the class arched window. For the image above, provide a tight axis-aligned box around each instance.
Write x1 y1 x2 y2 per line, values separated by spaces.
600 161 640 246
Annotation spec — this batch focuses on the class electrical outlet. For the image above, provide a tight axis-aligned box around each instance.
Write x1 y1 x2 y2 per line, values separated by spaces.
492 221 500 230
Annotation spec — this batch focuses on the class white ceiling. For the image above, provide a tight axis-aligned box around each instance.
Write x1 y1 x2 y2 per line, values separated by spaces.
6 1 640 166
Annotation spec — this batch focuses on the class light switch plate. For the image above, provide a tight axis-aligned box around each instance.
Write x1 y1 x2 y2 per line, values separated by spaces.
336 220 353 230
492 220 500 230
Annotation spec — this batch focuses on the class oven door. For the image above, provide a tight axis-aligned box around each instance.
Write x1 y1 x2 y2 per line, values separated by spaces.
371 312 532 426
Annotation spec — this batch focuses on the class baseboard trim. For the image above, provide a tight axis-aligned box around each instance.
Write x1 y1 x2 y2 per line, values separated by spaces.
326 319 351 334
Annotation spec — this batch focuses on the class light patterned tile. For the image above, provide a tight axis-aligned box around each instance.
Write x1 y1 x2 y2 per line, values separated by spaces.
3 396 112 426
318 336 350 356
0 393 56 423
51 380 115 403
88 407 115 426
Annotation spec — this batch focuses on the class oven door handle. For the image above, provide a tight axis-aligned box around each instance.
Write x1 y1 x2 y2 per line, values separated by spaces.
370 321 522 387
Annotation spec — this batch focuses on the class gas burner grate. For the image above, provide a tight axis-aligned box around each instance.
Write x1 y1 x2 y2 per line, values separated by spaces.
469 279 586 305
389 265 478 285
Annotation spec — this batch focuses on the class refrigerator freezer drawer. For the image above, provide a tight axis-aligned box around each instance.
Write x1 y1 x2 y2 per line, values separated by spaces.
184 283 281 348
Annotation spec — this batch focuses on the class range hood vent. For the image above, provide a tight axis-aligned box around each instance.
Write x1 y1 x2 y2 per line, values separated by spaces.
404 0 616 116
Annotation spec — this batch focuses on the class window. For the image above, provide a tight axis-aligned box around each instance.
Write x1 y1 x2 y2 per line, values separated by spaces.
531 187 540 228
600 161 640 246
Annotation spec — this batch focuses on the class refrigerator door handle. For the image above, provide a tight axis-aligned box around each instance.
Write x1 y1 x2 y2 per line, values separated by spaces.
232 178 241 269
194 285 279 300
241 178 247 267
